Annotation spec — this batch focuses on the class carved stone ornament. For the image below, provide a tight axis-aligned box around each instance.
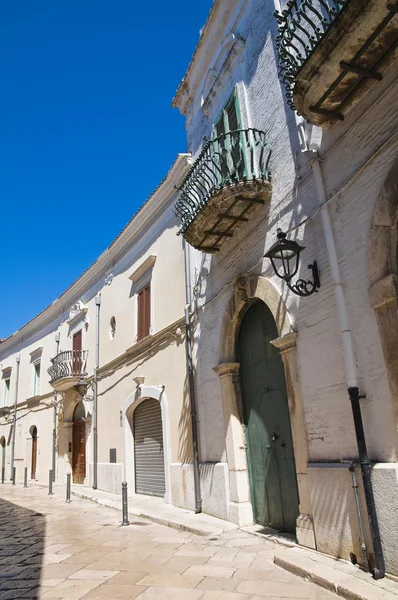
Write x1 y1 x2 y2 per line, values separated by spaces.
104 273 114 286
67 301 88 326
233 273 250 309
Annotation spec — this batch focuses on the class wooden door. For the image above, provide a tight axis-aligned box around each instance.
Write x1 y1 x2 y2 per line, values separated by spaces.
1 438 5 480
72 330 82 376
237 302 299 533
72 403 86 484
31 427 37 480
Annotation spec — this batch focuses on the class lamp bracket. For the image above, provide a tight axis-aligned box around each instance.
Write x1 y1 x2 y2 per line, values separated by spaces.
286 261 320 297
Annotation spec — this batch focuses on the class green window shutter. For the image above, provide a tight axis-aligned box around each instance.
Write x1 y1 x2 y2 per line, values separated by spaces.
226 95 245 179
225 95 239 131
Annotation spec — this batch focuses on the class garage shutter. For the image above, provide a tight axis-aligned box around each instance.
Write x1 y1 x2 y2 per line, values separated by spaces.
134 398 165 497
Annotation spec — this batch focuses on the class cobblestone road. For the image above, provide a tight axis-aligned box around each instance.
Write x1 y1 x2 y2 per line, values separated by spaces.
0 485 339 599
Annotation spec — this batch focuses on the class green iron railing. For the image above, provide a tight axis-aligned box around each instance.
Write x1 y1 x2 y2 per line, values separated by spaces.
274 0 350 110
174 128 271 235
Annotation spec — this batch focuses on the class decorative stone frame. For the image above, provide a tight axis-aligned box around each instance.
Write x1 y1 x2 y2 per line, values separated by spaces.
59 390 92 485
122 384 171 503
369 159 398 438
214 274 316 548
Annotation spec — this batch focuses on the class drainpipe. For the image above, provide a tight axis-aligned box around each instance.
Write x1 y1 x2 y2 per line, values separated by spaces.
52 333 60 482
307 142 385 579
10 355 20 478
93 294 101 490
183 240 202 513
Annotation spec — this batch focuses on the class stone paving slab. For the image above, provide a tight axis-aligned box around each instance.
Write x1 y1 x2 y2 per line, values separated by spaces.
70 485 238 537
0 483 377 600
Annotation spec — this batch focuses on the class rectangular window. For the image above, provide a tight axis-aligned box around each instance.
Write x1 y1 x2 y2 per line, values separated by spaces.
137 283 151 342
3 379 10 407
214 92 245 181
33 362 41 396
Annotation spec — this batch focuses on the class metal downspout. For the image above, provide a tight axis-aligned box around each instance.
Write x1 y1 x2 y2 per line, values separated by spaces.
93 294 101 490
184 240 202 514
309 150 385 579
52 333 60 482
10 355 20 477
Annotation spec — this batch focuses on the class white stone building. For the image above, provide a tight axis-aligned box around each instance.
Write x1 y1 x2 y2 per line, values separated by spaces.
0 155 196 507
172 0 398 579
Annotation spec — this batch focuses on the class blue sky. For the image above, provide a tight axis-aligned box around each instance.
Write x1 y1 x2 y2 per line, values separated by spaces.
0 1 213 339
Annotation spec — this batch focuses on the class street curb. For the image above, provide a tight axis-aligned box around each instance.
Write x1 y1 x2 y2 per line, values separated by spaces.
71 489 226 538
274 549 398 600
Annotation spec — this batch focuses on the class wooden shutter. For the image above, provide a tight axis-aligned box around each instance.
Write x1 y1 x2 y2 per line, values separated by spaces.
137 283 151 342
72 330 82 376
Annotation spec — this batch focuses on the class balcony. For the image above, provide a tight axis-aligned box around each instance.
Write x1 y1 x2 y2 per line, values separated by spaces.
173 128 272 252
275 0 398 127
48 350 88 392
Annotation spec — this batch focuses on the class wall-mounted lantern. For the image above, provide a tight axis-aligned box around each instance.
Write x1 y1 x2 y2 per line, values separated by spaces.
75 381 89 398
264 229 320 297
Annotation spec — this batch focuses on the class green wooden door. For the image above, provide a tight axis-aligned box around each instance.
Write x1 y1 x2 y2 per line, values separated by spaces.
237 302 299 533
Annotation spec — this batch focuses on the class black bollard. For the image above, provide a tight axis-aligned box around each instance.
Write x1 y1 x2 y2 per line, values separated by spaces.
1 467 4 484
23 467 27 488
66 473 71 503
48 470 53 495
12 467 16 485
121 481 129 526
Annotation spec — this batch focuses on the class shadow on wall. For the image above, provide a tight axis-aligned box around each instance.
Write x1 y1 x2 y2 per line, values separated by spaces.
309 467 373 568
0 495 45 599
178 372 194 464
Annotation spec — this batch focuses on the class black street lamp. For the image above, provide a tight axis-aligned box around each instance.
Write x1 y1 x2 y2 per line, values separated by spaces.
264 229 320 297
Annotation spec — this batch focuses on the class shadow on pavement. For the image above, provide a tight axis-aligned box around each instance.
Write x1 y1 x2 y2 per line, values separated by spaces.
0 495 45 599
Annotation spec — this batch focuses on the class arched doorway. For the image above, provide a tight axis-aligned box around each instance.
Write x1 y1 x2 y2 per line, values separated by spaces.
134 398 165 497
72 402 86 484
0 437 5 481
30 427 38 480
237 301 299 532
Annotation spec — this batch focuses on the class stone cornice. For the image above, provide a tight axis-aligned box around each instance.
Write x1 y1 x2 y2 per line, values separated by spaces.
214 362 240 377
129 256 157 283
97 317 185 378
172 0 248 115
271 332 298 354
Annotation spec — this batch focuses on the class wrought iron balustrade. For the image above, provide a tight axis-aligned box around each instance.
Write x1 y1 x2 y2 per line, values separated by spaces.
275 0 349 110
48 350 88 384
174 128 271 235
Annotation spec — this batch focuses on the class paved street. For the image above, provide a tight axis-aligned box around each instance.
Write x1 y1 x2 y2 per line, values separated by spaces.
0 485 339 600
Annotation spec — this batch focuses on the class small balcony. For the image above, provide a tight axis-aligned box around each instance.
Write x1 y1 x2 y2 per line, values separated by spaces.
275 0 398 127
48 350 88 392
174 128 272 252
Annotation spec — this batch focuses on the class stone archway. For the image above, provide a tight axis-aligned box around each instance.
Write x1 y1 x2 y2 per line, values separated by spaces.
214 274 315 548
369 159 398 436
123 385 171 503
58 390 92 485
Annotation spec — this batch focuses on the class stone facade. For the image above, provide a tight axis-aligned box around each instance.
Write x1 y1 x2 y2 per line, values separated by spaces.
172 0 398 578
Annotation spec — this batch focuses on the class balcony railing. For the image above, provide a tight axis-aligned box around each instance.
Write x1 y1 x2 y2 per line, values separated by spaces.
48 350 88 384
275 0 349 112
275 1 398 126
174 128 271 245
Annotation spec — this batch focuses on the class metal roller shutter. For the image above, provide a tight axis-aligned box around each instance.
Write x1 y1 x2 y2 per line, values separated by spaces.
134 398 165 497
